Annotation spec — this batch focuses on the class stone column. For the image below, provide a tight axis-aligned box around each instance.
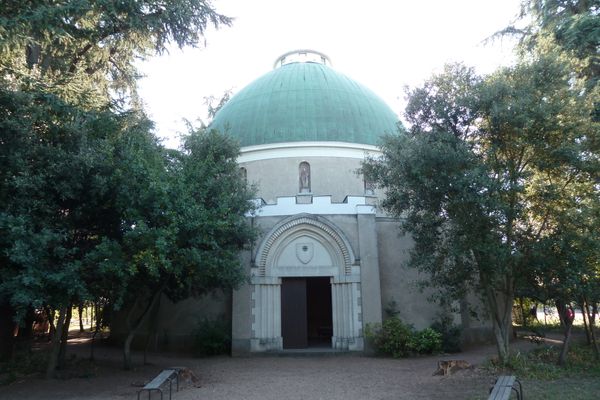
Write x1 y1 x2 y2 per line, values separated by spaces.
250 277 282 351
331 275 363 351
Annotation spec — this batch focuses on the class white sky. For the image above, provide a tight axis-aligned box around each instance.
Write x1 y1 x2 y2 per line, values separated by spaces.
137 0 522 148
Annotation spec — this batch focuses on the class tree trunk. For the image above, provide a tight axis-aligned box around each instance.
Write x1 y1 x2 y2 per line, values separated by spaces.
558 322 573 366
486 285 514 365
143 294 162 365
78 303 84 332
17 307 35 340
556 302 573 366
46 306 67 378
123 330 135 370
90 303 94 332
518 297 527 327
123 289 163 370
90 323 100 361
583 299 600 360
581 299 592 345
0 303 16 361
57 305 72 369
89 302 103 361
45 306 55 341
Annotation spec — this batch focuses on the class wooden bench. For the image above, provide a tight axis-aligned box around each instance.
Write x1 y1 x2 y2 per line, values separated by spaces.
137 369 179 400
488 375 523 400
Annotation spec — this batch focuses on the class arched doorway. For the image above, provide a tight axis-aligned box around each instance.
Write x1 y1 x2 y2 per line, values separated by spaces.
250 216 363 351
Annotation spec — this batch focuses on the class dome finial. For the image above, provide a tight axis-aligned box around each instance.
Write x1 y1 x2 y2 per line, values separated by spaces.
273 49 332 69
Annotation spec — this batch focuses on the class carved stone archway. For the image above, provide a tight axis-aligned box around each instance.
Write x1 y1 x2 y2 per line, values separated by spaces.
250 215 363 352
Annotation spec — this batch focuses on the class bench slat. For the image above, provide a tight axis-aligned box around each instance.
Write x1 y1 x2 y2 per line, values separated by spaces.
488 375 519 400
143 369 176 389
489 385 513 400
496 375 515 387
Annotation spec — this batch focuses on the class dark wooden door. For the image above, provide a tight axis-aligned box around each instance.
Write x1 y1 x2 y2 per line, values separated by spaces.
281 278 307 349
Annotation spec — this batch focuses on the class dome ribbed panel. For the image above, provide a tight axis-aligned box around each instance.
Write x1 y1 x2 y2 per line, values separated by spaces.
210 62 399 147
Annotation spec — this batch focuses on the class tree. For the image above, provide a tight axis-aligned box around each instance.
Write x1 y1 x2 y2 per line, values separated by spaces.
514 0 599 86
504 0 600 364
118 128 256 369
0 0 232 108
502 0 599 124
0 0 237 373
363 56 597 363
0 86 168 374
525 184 600 363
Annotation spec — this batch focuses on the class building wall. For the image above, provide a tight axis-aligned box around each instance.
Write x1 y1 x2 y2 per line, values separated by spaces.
110 291 229 351
241 155 374 204
376 218 440 328
376 217 492 343
238 143 379 203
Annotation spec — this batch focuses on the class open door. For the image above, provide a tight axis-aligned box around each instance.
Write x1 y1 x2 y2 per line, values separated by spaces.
281 277 333 349
307 277 332 346
281 278 307 348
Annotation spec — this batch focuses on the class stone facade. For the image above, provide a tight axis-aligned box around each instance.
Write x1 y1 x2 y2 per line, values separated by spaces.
230 149 450 354
116 51 491 353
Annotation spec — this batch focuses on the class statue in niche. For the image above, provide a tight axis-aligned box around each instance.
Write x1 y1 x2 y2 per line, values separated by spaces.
299 162 311 193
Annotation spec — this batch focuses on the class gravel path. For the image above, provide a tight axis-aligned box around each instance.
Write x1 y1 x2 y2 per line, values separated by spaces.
2 339 517 400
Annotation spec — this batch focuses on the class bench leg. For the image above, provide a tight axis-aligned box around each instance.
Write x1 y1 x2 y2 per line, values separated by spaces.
510 386 520 400
515 379 523 400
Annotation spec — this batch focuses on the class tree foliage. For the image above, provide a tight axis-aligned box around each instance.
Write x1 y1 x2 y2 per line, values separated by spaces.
114 127 256 369
0 89 149 319
0 0 255 373
505 0 599 124
515 0 599 85
363 54 599 363
0 0 231 107
364 0 600 365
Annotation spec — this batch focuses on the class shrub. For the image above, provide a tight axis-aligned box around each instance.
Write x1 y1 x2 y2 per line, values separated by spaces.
192 317 230 356
410 328 442 354
430 317 462 353
365 317 414 357
365 317 443 357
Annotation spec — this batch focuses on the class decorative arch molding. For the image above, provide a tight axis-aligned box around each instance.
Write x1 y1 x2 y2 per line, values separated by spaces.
250 214 364 352
255 214 356 276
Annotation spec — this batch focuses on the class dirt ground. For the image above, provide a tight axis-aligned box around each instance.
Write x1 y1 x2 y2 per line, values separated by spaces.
1 336 533 400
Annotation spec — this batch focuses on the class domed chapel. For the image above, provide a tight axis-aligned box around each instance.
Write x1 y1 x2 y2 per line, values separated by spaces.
211 50 487 354
127 50 488 354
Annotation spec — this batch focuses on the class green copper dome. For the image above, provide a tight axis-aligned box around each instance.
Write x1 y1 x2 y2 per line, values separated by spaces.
210 52 399 147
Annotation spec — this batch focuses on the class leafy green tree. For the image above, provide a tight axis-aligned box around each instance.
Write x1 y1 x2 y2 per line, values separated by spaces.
526 188 600 363
0 0 238 373
0 0 231 107
0 90 106 365
515 0 599 86
363 56 597 363
502 0 600 363
503 1 599 124
0 86 167 374
118 128 256 369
